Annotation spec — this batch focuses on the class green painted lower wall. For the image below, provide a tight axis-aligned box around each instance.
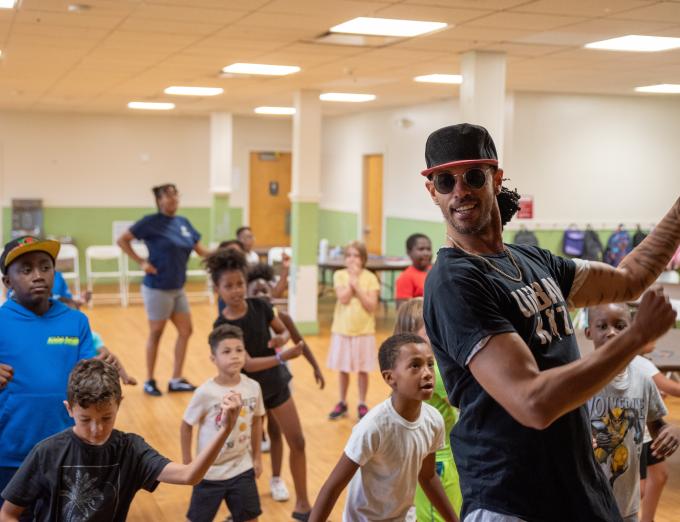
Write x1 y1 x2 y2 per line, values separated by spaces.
295 320 320 335
385 217 446 256
1 205 244 281
1 202 641 285
292 202 319 266
502 228 622 256
386 216 629 259
319 209 358 246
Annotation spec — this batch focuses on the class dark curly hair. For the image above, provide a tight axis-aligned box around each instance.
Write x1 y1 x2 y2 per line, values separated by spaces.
203 248 248 285
498 181 521 227
247 263 275 284
378 332 427 372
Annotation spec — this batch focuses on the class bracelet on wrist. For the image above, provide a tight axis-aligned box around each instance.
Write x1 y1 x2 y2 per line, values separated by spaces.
275 352 283 364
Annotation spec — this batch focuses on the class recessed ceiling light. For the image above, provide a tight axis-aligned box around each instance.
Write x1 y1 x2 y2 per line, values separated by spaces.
128 101 175 111
635 84 680 93
222 63 300 76
254 106 296 115
585 35 680 52
0 0 17 8
414 74 463 84
320 92 376 103
329 17 447 38
164 86 224 96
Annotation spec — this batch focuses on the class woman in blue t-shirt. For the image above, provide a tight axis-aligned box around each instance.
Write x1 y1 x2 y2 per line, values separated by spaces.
118 184 211 396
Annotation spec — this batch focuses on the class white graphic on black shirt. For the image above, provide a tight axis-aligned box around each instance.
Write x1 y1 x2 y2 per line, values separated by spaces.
59 465 119 521
510 276 573 344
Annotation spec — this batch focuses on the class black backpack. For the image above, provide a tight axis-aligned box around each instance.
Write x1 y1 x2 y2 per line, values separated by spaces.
582 229 603 261
513 229 539 247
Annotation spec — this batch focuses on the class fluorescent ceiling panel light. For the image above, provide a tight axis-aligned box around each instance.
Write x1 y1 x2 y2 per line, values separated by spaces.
222 63 300 76
584 35 680 52
635 84 680 93
128 101 175 110
329 17 447 38
0 0 17 9
320 92 376 103
414 74 462 84
164 86 224 96
254 106 296 115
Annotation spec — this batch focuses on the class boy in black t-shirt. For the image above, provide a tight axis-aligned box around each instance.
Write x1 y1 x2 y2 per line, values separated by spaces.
0 359 242 522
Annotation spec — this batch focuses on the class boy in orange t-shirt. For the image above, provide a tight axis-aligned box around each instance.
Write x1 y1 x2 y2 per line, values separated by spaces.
396 234 432 307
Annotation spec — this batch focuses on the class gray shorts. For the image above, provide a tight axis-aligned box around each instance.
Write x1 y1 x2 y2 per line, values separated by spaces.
141 285 190 321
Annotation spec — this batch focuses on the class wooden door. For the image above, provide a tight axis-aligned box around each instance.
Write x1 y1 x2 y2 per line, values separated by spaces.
249 151 292 247
362 154 383 255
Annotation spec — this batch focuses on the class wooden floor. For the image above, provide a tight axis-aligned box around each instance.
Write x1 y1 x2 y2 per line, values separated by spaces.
88 295 680 522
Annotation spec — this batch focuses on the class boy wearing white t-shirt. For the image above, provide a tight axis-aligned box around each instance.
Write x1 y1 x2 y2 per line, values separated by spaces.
181 324 265 522
310 333 458 522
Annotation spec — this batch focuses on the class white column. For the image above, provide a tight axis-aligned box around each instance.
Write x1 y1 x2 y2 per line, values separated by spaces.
460 51 507 161
210 113 233 194
289 90 322 333
209 113 233 243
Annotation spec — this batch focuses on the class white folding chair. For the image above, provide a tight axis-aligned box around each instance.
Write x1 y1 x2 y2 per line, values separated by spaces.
185 251 214 303
267 247 292 266
123 242 148 304
56 243 80 296
85 245 126 307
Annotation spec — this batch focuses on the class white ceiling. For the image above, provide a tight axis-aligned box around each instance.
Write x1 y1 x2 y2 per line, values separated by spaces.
3 0 680 116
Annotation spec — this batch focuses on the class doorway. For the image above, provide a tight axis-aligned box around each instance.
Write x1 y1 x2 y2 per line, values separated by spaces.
249 151 292 247
362 154 383 255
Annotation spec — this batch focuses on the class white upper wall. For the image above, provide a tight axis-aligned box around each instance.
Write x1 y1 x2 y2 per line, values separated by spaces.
0 111 211 207
2 91 680 228
0 112 292 213
321 100 458 222
321 92 680 225
506 92 680 225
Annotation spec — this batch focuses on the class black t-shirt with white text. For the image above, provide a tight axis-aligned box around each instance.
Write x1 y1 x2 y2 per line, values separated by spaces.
1 429 170 521
214 297 292 402
424 244 621 522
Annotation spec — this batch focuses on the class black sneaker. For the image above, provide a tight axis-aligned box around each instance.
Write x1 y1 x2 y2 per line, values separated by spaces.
168 378 196 393
144 379 162 397
328 401 348 420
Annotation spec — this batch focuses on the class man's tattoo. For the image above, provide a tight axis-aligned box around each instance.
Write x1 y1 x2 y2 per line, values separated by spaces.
619 198 680 293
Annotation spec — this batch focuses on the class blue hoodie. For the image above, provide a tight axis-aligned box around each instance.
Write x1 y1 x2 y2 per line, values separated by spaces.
0 298 96 467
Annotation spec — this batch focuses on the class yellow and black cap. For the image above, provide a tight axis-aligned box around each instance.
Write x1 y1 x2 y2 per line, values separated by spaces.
0 236 60 275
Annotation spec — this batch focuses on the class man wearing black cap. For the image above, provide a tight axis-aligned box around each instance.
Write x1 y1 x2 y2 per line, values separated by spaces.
422 123 680 521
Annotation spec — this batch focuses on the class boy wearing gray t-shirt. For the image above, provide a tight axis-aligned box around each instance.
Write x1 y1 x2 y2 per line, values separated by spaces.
586 304 680 521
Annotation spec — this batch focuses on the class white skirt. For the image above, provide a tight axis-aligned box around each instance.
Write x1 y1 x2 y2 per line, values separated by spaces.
327 334 377 373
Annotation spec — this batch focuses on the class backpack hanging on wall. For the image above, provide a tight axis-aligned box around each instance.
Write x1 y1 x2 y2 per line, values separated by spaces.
562 227 585 257
603 226 631 267
632 225 647 248
582 227 603 261
513 228 539 247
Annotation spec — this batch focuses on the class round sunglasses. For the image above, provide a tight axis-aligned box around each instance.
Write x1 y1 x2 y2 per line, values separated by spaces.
432 167 493 194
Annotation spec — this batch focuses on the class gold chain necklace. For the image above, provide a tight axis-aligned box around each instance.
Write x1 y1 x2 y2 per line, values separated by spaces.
447 234 524 282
